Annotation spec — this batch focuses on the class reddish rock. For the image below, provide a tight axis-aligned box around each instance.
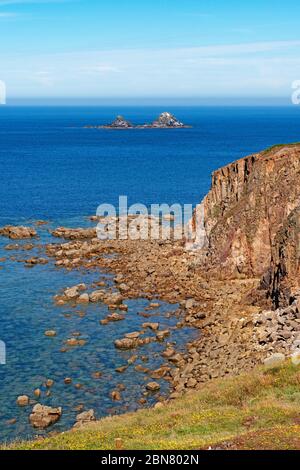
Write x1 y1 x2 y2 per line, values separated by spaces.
29 404 62 429
146 382 161 392
73 409 95 428
0 226 37 240
186 144 300 307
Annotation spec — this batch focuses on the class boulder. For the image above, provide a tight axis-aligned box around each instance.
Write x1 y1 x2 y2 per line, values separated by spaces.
34 389 41 398
0 226 37 240
185 299 195 310
114 336 154 350
64 286 81 300
73 409 95 428
29 404 62 429
92 371 102 379
44 330 57 337
89 290 105 303
77 293 90 304
111 390 122 401
142 322 160 331
161 348 176 359
150 367 170 379
107 313 125 322
156 330 170 341
114 338 138 350
51 227 96 240
66 338 86 347
125 331 141 339
146 382 161 392
154 402 164 410
104 293 123 305
291 351 300 366
17 395 29 407
264 353 285 370
149 303 160 309
118 283 130 293
116 365 128 373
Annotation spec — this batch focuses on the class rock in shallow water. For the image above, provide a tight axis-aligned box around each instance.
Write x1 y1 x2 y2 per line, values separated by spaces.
63 284 86 300
17 395 30 407
263 353 285 370
73 409 96 428
146 382 161 392
142 322 160 331
44 330 57 337
114 336 155 350
77 293 90 304
0 225 37 239
29 404 62 429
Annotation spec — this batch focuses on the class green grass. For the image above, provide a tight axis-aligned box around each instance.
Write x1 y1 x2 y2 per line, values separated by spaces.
3 362 300 450
261 142 300 155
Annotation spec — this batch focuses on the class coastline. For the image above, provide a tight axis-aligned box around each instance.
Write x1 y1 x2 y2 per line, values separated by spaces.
2 142 300 445
44 218 264 396
0 215 261 444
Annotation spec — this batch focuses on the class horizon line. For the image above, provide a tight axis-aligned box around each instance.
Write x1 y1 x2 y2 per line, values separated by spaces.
1 96 297 107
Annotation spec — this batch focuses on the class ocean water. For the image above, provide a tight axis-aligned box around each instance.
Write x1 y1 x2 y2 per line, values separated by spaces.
1 105 300 221
0 105 300 444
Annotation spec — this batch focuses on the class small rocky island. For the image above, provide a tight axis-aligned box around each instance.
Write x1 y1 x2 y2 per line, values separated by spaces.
85 112 191 130
149 112 187 128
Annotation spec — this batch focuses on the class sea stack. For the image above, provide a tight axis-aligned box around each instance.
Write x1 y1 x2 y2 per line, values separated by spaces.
151 112 186 128
107 115 133 129
85 112 190 129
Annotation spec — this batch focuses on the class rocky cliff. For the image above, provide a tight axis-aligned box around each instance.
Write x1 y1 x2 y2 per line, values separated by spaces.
187 143 300 306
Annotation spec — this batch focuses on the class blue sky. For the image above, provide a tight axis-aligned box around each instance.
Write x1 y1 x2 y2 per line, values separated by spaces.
0 0 300 102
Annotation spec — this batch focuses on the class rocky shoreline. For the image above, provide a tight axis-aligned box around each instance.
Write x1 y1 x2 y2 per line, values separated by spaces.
44 224 265 395
2 143 300 435
84 112 191 130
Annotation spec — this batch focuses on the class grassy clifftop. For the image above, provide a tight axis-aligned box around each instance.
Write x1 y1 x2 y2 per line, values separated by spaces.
4 362 300 450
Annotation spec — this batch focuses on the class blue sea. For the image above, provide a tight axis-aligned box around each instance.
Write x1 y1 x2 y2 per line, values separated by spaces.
0 105 300 444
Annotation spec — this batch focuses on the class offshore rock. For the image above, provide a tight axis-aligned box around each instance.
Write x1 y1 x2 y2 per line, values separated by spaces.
17 395 30 407
264 353 285 370
108 116 133 128
85 112 190 129
87 115 133 129
150 112 187 128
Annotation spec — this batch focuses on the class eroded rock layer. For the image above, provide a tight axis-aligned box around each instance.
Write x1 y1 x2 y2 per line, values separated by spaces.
187 144 300 306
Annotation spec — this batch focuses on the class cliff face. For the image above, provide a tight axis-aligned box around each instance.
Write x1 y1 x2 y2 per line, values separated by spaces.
187 144 300 306
260 206 300 306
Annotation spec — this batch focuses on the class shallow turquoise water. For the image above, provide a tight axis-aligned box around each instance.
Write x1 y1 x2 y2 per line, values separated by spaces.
0 218 197 443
